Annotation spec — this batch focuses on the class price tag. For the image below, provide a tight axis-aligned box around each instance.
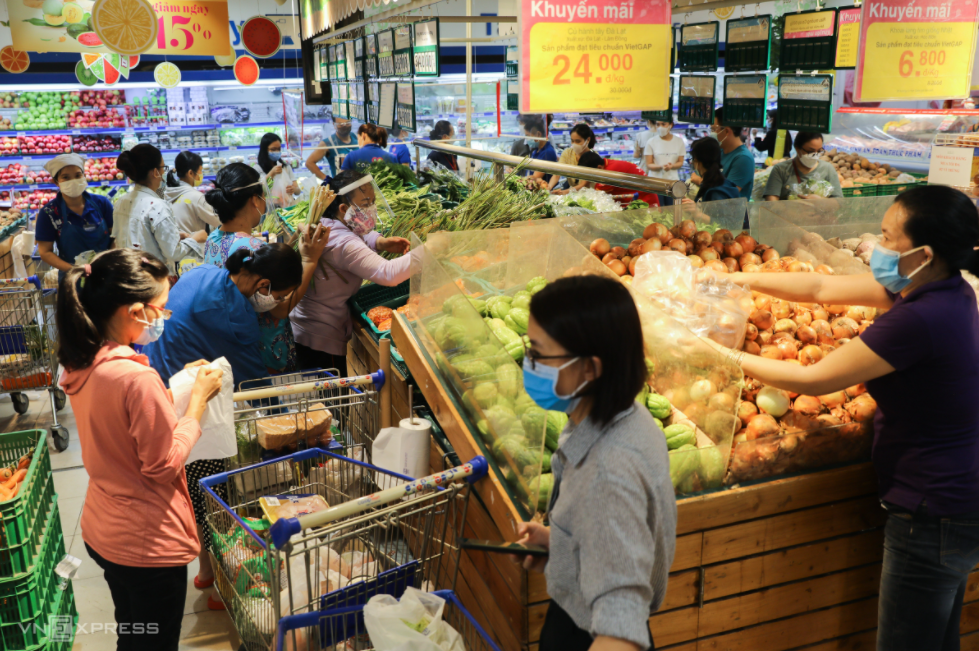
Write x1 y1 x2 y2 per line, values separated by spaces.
723 75 768 128
22 156 32 161
228 146 237 152
71 130 81 135
854 0 979 102
396 82 416 132
781 9 838 70
28 185 37 191
678 22 719 72
835 8 861 69
677 75 715 125
378 30 395 78
15 132 24 137
518 0 672 113
413 19 440 76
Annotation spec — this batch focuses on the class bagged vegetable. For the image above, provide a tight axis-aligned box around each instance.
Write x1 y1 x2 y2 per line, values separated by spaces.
255 404 333 450
259 494 330 523
363 587 465 651
787 178 834 200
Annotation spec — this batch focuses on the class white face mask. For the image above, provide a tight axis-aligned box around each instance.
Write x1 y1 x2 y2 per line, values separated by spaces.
571 142 586 155
249 285 282 313
798 152 820 169
656 126 670 138
59 178 87 198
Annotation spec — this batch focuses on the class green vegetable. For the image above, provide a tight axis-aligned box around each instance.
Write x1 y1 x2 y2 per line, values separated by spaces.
489 301 511 320
453 360 495 382
443 294 470 316
514 394 537 416
505 339 525 362
646 394 672 420
664 424 696 450
521 407 547 446
669 447 700 489
473 383 499 408
627 199 649 211
636 383 650 409
545 412 568 451
511 291 532 311
435 317 467 350
654 418 664 430
526 276 547 295
491 435 525 463
507 422 527 440
528 473 555 511
468 298 487 316
700 446 726 488
489 321 521 346
504 308 530 335
541 449 552 473
496 363 522 399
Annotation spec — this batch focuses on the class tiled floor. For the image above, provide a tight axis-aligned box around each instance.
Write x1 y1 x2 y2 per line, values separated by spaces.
1 391 241 651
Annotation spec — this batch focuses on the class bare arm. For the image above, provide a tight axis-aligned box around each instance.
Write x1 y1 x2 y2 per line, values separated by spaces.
531 170 546 181
37 241 71 272
547 173 561 190
731 271 894 309
305 146 328 180
645 154 662 171
764 195 781 201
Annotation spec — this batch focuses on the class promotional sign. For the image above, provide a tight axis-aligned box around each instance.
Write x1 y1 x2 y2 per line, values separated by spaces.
393 25 414 77
641 76 674 122
413 18 440 76
854 0 979 102
378 29 395 78
835 7 861 69
396 82 416 131
676 75 715 124
725 15 771 72
366 34 378 78
378 81 397 129
518 0 672 113
927 145 976 187
722 75 768 128
678 21 719 71
10 0 230 56
777 74 834 132
780 9 838 70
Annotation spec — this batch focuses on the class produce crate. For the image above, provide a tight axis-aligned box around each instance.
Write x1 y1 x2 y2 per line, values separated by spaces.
0 431 52 552
0 501 66 627
348 280 410 343
0 480 54 578
0 575 75 651
842 184 879 198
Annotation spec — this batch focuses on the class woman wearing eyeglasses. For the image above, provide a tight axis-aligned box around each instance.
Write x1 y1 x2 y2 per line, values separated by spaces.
763 132 844 202
514 275 676 651
57 249 224 651
112 144 206 275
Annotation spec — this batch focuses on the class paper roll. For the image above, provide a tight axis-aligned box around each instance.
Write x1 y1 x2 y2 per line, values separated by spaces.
399 417 433 433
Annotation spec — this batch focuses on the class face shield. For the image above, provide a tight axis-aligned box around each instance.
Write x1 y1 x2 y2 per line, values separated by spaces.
336 174 395 237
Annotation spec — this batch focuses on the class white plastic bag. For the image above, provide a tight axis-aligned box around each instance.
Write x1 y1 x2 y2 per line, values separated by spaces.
363 588 465 651
169 357 236 463
271 163 296 208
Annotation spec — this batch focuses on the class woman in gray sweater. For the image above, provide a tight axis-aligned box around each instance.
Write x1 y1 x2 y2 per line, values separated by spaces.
516 276 677 651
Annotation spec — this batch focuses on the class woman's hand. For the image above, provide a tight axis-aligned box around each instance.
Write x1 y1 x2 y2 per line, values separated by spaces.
287 181 301 195
192 367 223 403
191 230 208 244
300 223 331 263
513 522 550 573
183 359 210 370
681 197 695 205
377 236 410 255
268 164 283 178
663 162 673 171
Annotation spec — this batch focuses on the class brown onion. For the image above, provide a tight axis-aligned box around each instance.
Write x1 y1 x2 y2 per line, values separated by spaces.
757 329 774 346
771 301 793 320
739 252 762 268
590 238 610 257
610 246 626 259
640 238 663 254
643 223 669 242
761 260 783 272
814 264 834 275
816 414 843 428
760 344 782 360
819 391 847 409
601 252 618 265
826 304 848 315
742 263 762 273
705 260 728 273
819 343 837 356
779 256 797 269
846 394 877 422
668 239 688 254
754 295 772 311
743 340 761 355
793 309 813 327
786 261 807 273
687 255 704 268
628 238 646 257
746 414 780 440
607 259 627 276
698 247 720 261
857 322 872 335
721 257 739 273
796 325 818 345
712 228 734 243
750 309 775 330
811 307 830 321
836 337 851 346
794 395 823 417
629 257 638 276
621 255 632 268
777 338 800 359
845 306 866 324
693 231 713 248
745 323 759 341
832 317 858 340
738 401 759 423
710 241 725 256
684 403 708 427
735 234 757 253
772 331 796 343
762 249 780 263
709 392 735 413
679 220 697 239
724 242 744 259
799 345 824 366
774 318 798 335
811 319 834 345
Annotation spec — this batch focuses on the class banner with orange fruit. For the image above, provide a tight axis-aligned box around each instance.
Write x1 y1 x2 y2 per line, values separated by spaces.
10 0 231 56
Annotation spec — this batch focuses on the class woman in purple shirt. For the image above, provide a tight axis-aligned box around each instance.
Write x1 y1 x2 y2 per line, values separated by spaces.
712 185 979 651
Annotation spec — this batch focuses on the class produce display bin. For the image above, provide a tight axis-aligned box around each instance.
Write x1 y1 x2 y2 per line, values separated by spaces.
0 430 53 555
348 280 411 344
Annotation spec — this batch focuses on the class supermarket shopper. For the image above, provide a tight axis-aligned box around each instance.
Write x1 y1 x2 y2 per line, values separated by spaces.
341 123 398 174
633 118 656 174
35 153 114 276
523 116 559 185
165 151 220 235
306 117 358 180
642 118 685 206
575 152 660 207
682 138 741 203
763 131 844 201
291 170 412 375
753 110 792 160
202 163 269 264
57 249 224 651
713 185 979 651
549 123 596 192
425 120 460 172
514 275 675 651
689 108 754 200
113 144 205 275
144 241 305 610
255 133 300 207
388 124 413 166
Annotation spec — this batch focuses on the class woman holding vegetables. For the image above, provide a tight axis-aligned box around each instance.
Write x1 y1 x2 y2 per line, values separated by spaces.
514 275 675 651
710 185 979 651
290 170 412 375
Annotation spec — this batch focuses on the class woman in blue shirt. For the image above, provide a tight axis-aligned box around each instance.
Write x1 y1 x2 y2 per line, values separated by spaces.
35 153 114 275
388 124 412 166
523 116 558 184
684 138 741 203
340 124 397 173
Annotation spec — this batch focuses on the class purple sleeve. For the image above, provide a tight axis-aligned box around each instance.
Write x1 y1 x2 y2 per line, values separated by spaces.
334 239 412 287
363 230 380 251
859 305 933 371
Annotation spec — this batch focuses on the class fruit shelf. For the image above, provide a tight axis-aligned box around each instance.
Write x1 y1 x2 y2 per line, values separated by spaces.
0 119 334 138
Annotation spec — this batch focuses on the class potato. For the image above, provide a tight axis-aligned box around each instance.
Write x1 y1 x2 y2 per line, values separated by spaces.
888 169 901 178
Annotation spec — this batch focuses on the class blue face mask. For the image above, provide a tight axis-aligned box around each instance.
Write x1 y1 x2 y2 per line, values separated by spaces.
134 315 165 346
268 152 281 163
870 243 930 293
522 356 587 414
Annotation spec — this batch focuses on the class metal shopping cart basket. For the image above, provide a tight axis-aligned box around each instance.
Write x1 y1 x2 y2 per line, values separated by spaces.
0 275 68 450
276 589 501 651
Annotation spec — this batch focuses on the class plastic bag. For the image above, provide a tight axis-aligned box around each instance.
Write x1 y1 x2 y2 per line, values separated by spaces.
363 588 465 651
259 494 330 523
169 357 236 463
271 162 296 208
787 178 834 200
255 404 332 450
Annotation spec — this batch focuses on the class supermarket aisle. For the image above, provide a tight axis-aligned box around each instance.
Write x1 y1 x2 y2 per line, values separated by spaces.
0 391 240 651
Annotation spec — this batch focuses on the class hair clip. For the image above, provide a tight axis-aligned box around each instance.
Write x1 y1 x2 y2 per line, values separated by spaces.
243 256 253 263
83 264 91 277
141 257 150 265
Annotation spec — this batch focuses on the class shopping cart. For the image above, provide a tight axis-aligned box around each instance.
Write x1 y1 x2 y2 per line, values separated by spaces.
276 589 501 651
0 276 68 451
201 445 488 651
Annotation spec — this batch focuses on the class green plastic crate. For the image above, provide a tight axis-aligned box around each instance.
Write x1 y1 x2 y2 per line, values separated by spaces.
841 185 879 198
0 431 52 552
0 476 54 578
0 501 66 628
877 179 924 196
0 571 74 651
349 280 410 344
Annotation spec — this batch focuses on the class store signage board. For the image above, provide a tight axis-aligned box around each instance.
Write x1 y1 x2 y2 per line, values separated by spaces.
835 7 861 69
336 44 347 81
927 145 975 187
641 77 674 122
394 25 415 77
368 81 380 123
354 37 365 79
345 40 357 81
378 81 397 129
677 75 715 124
397 83 417 132
678 22 719 72
414 19 441 76
854 0 979 102
725 15 771 72
776 74 834 132
518 0 672 113
378 30 396 78
780 9 838 70
506 46 519 78
367 34 379 79
723 75 768 128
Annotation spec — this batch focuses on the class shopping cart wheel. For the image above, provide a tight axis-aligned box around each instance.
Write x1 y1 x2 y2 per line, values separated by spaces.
11 393 28 415
53 389 66 412
49 425 69 452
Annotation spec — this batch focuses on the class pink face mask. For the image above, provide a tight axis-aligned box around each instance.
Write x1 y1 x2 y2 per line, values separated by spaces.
344 204 377 236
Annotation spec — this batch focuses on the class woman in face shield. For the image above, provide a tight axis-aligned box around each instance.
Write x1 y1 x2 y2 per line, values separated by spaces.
201 163 270 264
290 170 412 375
35 153 114 277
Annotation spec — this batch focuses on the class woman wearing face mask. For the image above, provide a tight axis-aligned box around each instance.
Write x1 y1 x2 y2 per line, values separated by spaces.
549 123 595 193
202 163 268 264
514 275 676 651
113 144 206 274
306 117 358 180
341 124 398 174
425 120 460 172
36 153 114 276
291 170 411 375
57 249 224 650
256 133 301 207
682 138 741 204
763 131 843 201
709 185 979 651
165 151 219 235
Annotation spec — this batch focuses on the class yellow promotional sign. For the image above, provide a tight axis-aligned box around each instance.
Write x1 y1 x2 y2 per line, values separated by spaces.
783 11 836 39
10 0 230 56
834 8 861 68
519 0 673 113
854 0 979 101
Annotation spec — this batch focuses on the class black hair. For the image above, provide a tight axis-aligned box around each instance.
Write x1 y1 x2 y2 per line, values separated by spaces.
204 163 264 224
225 242 303 291
895 185 979 276
523 116 546 136
576 151 604 169
166 150 204 188
713 107 744 141
691 137 725 198
430 120 454 140
530 276 646 427
257 133 283 174
323 170 367 221
56 249 170 371
116 144 163 185
358 123 388 148
794 131 824 152
570 123 597 149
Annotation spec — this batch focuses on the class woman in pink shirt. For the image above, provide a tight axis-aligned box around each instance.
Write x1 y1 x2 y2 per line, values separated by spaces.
56 249 223 651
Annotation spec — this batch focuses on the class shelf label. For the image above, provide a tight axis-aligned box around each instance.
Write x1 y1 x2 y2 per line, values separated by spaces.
855 0 979 101
413 18 440 77
71 130 81 135
835 8 861 68
22 157 31 161
927 145 975 187
518 0 671 113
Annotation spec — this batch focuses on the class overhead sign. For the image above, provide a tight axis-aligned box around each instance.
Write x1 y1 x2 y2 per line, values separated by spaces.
10 0 231 55
854 0 979 102
834 7 861 69
518 0 672 113
780 9 838 70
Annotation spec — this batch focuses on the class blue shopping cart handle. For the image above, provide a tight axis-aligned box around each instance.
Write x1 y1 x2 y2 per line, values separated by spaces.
0 275 40 290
